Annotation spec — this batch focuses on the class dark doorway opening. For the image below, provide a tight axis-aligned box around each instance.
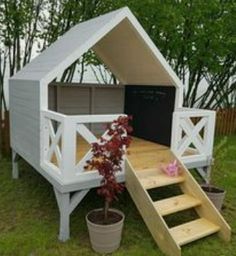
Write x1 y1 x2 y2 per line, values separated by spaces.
124 85 176 146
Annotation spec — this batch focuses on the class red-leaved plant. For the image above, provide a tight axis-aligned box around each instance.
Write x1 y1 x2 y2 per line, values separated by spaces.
85 116 132 223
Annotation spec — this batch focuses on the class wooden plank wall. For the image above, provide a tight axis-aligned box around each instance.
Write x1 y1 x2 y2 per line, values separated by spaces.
215 108 236 136
48 83 125 134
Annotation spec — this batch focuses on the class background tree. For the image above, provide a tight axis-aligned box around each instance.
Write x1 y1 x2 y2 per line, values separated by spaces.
39 0 114 83
110 0 235 109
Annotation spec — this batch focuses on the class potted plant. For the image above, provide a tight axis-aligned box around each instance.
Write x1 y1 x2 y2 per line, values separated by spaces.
85 116 132 254
201 137 228 211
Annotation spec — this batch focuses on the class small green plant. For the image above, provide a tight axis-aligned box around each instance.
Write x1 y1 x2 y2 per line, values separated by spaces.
212 136 228 174
205 136 228 190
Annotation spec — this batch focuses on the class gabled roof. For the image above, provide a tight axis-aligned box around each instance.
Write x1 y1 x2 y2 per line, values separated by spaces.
11 7 183 88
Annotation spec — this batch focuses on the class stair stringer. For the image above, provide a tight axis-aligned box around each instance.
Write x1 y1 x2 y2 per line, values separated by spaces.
125 159 181 256
174 153 231 242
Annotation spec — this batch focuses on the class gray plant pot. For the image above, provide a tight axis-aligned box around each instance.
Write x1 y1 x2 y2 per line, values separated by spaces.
86 208 125 254
201 185 226 211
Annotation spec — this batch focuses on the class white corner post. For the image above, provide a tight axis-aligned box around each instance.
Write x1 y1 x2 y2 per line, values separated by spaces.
54 189 70 242
60 116 77 183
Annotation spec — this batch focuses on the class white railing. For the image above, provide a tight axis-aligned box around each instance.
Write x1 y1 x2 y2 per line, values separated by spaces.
41 110 125 183
41 110 65 179
171 108 216 167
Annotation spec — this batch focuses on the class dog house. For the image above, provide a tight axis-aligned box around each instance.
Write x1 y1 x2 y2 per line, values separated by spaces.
9 8 227 254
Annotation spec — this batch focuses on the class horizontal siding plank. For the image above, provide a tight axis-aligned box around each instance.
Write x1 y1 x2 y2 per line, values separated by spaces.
11 132 39 150
10 87 40 96
11 112 39 131
10 98 39 112
59 102 89 108
11 108 40 121
10 90 39 100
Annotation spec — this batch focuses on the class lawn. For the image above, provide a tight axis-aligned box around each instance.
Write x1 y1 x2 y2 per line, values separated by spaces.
0 135 235 256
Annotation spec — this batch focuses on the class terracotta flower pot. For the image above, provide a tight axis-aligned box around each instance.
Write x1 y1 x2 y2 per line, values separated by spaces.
201 185 226 211
86 208 125 254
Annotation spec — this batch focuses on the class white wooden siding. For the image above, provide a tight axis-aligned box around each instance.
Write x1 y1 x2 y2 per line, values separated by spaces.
9 79 41 168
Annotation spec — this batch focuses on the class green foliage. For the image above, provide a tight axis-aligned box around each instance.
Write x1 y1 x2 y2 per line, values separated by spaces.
113 0 236 109
52 0 236 92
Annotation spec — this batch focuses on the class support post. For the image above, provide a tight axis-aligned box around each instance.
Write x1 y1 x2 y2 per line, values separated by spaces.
54 187 89 242
12 150 19 179
54 188 70 241
59 193 70 241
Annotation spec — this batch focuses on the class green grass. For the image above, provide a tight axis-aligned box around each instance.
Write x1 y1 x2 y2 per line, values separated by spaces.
0 135 235 256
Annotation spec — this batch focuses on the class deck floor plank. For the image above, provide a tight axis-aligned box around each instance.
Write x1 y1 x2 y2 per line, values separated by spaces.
52 136 190 171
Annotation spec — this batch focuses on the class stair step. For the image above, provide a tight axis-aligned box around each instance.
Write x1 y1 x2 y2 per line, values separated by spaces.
154 194 201 216
136 168 185 189
170 218 220 246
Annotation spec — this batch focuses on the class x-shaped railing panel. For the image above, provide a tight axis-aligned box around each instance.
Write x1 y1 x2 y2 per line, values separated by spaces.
171 108 216 163
47 119 63 168
177 117 208 156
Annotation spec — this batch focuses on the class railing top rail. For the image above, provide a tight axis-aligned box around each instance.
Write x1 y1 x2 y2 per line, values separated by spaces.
41 110 67 122
174 108 215 116
68 114 126 123
41 110 126 124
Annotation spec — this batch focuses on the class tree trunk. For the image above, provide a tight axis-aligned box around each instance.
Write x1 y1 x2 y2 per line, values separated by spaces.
104 200 109 224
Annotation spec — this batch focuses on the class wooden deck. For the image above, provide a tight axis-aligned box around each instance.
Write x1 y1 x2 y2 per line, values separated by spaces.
52 136 175 169
51 135 195 171
127 137 172 171
74 136 170 168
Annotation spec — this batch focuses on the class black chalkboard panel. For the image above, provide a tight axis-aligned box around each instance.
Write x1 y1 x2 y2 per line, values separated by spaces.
124 85 176 146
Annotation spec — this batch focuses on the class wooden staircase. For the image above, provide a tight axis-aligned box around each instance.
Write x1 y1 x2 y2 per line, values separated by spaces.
125 149 231 256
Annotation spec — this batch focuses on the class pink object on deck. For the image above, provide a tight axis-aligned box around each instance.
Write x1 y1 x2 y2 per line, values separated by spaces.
161 160 179 177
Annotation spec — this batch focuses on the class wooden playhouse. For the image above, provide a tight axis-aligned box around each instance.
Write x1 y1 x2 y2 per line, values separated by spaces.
9 7 230 256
